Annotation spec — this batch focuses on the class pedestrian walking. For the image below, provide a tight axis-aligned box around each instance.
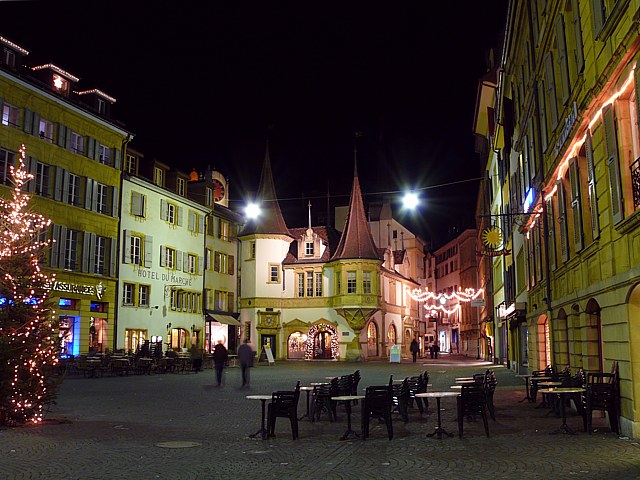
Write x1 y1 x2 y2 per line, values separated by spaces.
237 339 254 387
212 340 228 386
434 342 440 359
429 343 434 359
410 338 419 363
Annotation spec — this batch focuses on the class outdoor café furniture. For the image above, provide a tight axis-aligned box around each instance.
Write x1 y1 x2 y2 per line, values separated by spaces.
455 377 474 381
416 391 458 439
331 394 365 440
457 383 489 438
483 369 498 421
136 357 154 375
585 372 620 434
298 386 314 420
361 385 393 440
247 394 273 440
515 374 533 402
267 381 300 440
538 387 586 434
310 383 335 422
391 377 410 422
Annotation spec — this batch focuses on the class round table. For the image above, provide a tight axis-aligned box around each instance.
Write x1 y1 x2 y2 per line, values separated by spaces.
455 377 474 381
515 374 533 402
299 386 315 420
331 395 365 440
415 391 459 439
246 394 272 440
538 387 586 434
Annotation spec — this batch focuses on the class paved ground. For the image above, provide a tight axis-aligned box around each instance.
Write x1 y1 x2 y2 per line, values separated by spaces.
1 354 639 480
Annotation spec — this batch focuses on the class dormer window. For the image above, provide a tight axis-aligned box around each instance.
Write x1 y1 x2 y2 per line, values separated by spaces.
52 74 69 95
305 241 314 256
3 48 15 68
153 167 165 187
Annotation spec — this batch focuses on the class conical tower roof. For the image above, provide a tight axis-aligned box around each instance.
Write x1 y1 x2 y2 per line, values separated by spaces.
239 143 291 238
331 161 379 261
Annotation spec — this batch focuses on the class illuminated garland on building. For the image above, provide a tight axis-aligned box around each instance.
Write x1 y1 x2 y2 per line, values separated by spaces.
304 323 340 359
0 144 59 426
406 287 484 316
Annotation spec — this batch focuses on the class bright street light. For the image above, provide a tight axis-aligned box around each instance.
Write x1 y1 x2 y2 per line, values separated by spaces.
245 202 261 219
402 191 420 210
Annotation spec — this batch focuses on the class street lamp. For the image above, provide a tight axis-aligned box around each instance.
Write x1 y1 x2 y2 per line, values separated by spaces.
245 202 261 220
402 191 420 210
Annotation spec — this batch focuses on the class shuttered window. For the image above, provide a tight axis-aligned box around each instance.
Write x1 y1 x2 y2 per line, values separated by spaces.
602 104 624 224
584 130 599 239
557 179 569 263
568 158 584 252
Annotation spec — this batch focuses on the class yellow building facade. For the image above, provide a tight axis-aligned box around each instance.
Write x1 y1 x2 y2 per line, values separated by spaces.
493 1 640 436
0 36 130 356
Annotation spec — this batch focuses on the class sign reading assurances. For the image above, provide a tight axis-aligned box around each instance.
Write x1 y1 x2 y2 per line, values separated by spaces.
51 281 105 299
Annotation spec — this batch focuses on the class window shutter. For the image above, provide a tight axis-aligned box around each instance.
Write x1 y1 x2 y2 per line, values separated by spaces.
31 113 40 136
113 147 121 170
50 224 60 267
544 52 559 128
197 255 204 275
585 130 599 240
56 124 66 147
188 211 195 231
555 15 570 104
571 0 584 73
144 235 153 268
569 157 584 252
58 226 68 269
123 230 132 264
176 250 183 271
217 218 222 239
82 232 91 272
228 255 235 275
88 233 97 274
591 0 604 36
62 170 70 204
27 156 36 193
53 167 63 201
65 128 72 150
228 292 235 313
109 237 117 277
160 199 167 221
602 104 624 224
198 214 205 234
160 245 166 267
214 251 220 272
111 186 119 217
557 179 569 262
177 206 183 227
131 191 142 216
84 177 94 210
87 137 95 159
23 109 33 134
537 81 548 151
546 198 556 271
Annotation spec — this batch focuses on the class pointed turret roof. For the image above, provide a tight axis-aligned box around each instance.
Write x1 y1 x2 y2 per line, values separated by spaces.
331 162 380 261
239 142 291 238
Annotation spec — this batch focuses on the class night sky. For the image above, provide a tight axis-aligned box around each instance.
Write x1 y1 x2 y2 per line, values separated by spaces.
2 1 508 249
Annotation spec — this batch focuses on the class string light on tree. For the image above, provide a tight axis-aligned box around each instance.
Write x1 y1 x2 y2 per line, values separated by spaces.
0 144 59 426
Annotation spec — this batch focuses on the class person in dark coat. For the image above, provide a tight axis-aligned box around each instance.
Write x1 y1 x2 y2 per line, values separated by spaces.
410 338 419 363
434 342 440 359
212 340 228 386
429 343 435 359
237 339 255 387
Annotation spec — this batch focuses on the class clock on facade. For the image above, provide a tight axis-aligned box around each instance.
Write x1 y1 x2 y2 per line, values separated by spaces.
213 179 225 202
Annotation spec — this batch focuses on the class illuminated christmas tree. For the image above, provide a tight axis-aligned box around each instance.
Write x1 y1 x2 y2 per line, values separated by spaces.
0 144 60 426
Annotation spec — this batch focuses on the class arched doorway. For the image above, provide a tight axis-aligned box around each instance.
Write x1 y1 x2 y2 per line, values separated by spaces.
537 315 551 369
367 321 379 357
584 299 603 372
387 324 397 349
306 323 338 360
287 331 307 359
553 308 570 368
628 284 640 419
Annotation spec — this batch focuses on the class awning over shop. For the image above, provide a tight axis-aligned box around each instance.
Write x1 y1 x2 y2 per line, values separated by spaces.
206 313 241 326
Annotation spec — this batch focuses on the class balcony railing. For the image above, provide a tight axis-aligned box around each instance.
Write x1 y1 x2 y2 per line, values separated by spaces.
631 157 640 210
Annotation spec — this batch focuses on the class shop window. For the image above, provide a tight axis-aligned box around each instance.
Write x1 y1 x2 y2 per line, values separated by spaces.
59 298 79 310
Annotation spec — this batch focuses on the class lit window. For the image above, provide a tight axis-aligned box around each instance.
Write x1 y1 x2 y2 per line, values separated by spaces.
269 264 280 283
123 283 134 305
1 103 19 127
363 271 372 294
38 118 54 142
138 285 149 307
347 271 356 294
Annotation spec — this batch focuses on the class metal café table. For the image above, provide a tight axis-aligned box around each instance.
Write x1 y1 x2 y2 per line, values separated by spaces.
331 395 365 440
538 387 586 434
299 386 315 420
515 374 533 402
416 391 458 439
246 394 272 440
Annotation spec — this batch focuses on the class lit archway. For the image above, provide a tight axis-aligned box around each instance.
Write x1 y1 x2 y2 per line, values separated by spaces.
553 308 570 368
537 314 550 369
287 331 307 359
367 321 379 357
305 323 339 360
584 299 603 372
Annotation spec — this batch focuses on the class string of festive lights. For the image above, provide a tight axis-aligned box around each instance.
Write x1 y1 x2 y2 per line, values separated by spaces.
0 144 59 426
304 323 340 359
406 287 484 316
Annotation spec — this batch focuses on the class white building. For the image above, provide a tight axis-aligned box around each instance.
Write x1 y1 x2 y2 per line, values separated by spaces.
117 160 208 354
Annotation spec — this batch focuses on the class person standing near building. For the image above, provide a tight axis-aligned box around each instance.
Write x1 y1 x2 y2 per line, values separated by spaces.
410 338 419 363
212 340 228 386
237 339 254 387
